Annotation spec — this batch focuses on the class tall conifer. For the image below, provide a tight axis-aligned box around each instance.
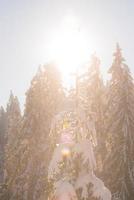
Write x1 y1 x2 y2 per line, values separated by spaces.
84 55 106 171
0 107 7 183
103 44 134 200
4 92 21 198
11 64 64 200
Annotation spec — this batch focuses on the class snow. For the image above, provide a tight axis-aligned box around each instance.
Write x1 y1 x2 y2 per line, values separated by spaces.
48 111 111 200
73 139 96 170
75 172 111 200
60 129 74 145
53 180 78 200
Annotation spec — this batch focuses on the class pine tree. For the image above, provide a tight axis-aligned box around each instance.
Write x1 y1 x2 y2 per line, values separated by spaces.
10 64 64 200
6 91 21 145
103 44 134 200
48 111 111 200
81 55 106 172
0 107 7 183
4 92 22 198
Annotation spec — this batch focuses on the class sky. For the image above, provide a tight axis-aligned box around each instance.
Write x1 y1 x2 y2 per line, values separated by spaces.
0 0 134 109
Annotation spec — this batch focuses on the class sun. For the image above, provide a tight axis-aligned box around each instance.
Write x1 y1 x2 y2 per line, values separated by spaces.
48 15 90 87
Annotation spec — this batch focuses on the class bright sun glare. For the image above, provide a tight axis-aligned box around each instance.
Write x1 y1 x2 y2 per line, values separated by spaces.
48 15 90 86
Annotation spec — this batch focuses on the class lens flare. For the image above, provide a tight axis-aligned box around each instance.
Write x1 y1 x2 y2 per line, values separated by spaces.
61 147 70 157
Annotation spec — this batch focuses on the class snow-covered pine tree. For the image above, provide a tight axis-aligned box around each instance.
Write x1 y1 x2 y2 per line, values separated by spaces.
85 55 106 171
0 107 7 183
10 64 64 200
48 111 111 200
103 44 134 200
4 91 22 198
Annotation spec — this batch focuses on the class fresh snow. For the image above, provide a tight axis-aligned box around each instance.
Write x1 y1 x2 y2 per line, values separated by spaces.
73 139 96 171
53 180 78 200
75 172 111 200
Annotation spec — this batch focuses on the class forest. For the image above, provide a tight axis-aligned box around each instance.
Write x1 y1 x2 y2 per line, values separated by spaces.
0 44 134 200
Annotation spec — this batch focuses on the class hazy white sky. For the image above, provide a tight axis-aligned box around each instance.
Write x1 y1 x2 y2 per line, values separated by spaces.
0 0 134 109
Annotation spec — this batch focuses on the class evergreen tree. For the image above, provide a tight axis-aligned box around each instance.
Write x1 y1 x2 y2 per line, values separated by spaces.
0 107 7 183
6 91 21 144
48 111 111 200
103 44 134 200
10 64 64 200
4 92 22 198
81 55 106 172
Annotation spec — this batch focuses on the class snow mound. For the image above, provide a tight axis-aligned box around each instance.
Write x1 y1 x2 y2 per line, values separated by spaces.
75 173 111 200
53 180 78 200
